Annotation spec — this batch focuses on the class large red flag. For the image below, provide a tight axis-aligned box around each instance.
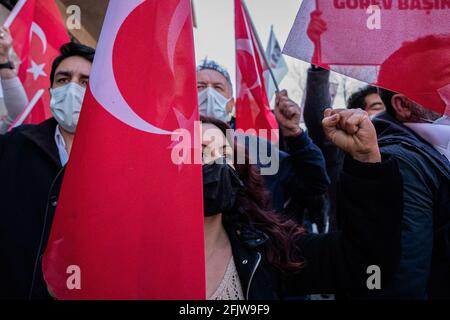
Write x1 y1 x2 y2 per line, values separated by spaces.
235 0 279 141
42 0 205 299
284 0 450 116
5 0 70 126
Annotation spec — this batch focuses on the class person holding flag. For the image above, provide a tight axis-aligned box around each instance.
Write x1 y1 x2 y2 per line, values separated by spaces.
197 59 330 228
0 42 95 299
3 0 70 126
198 0 331 228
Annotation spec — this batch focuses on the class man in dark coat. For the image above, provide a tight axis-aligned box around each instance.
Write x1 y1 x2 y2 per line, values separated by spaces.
372 110 450 299
353 35 450 299
0 42 95 300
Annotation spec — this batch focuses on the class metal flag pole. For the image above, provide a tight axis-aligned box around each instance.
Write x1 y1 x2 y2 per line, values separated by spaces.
241 0 280 93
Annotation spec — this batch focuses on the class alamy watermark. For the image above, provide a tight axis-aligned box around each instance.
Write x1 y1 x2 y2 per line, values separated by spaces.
366 265 381 290
66 5 81 30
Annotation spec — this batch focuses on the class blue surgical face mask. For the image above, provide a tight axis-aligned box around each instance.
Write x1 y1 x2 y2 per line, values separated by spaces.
50 82 86 133
198 87 231 123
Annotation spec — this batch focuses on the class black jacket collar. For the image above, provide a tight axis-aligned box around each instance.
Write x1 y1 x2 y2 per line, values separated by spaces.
224 221 278 300
373 112 450 179
229 223 269 249
19 118 61 168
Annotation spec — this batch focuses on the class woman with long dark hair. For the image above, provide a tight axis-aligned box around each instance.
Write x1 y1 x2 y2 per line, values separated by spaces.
201 109 402 300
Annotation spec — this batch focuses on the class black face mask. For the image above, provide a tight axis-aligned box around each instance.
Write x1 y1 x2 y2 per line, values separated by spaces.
202 161 244 217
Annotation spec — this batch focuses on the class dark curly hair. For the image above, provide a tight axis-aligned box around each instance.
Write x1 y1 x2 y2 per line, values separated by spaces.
200 115 305 273
50 42 96 86
347 85 379 110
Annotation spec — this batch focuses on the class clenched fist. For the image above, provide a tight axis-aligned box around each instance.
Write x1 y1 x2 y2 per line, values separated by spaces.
274 90 303 137
322 108 381 163
307 10 327 44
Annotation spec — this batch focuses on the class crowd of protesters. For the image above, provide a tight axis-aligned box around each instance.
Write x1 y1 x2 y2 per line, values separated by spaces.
0 11 448 301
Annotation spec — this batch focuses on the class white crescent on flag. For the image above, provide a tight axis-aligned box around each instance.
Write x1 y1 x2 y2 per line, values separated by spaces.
89 0 172 135
30 22 47 53
167 0 190 74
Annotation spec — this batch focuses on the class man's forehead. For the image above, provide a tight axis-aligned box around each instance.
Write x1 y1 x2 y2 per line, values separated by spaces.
197 69 229 84
56 56 92 74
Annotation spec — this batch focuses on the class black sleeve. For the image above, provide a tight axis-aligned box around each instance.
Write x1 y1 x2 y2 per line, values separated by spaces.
286 155 403 295
283 131 330 197
303 66 332 147
302 66 345 230
277 132 330 228
0 131 7 159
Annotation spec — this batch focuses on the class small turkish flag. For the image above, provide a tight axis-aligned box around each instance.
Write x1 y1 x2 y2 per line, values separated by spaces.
235 0 279 141
42 0 205 300
5 0 70 126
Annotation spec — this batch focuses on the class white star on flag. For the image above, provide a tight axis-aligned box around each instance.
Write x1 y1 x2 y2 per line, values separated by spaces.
27 60 47 80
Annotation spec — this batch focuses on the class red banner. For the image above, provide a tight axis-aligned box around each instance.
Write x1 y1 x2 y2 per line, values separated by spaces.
284 0 450 116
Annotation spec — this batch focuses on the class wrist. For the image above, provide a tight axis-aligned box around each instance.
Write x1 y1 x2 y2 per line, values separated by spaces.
351 149 381 163
281 126 303 138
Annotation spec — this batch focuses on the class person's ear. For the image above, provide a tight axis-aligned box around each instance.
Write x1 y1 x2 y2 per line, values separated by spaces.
391 94 413 121
226 98 235 114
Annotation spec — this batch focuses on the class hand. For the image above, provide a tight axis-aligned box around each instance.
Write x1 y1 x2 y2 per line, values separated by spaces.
0 26 12 64
274 90 303 137
307 10 327 44
322 108 381 163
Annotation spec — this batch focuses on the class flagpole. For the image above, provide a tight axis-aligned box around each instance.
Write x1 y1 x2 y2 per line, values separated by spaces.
241 0 280 93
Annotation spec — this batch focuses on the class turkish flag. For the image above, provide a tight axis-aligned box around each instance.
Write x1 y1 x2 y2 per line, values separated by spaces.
284 0 450 116
235 0 279 142
42 0 205 299
5 0 70 126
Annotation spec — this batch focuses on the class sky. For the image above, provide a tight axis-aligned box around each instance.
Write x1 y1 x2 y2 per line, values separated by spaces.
193 0 365 108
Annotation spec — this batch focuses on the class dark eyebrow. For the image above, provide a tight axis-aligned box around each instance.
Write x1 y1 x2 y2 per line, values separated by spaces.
55 71 90 79
369 102 384 108
55 71 72 78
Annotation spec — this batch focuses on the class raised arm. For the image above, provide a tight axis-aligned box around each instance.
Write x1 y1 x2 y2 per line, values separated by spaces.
274 90 330 224
286 109 402 294
0 27 29 134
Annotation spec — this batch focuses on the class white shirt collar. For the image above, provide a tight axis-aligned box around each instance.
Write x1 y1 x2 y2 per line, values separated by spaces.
54 126 69 166
404 123 450 161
